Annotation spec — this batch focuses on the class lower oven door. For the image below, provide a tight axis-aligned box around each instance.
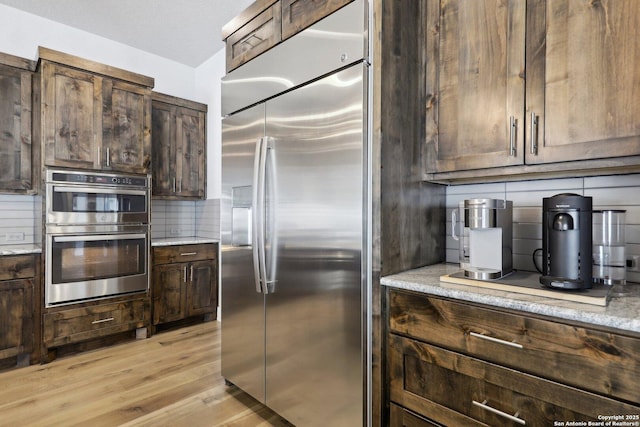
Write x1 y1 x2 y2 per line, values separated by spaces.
46 228 149 306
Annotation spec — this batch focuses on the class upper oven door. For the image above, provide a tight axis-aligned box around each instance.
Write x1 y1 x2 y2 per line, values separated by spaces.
46 184 148 225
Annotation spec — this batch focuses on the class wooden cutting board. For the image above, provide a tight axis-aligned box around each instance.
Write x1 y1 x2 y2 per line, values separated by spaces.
440 270 611 306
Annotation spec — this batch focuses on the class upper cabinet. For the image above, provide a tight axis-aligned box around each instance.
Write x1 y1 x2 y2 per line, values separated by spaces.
526 0 640 164
222 0 353 72
37 47 154 174
424 0 640 182
0 53 37 194
151 92 206 199
424 0 526 173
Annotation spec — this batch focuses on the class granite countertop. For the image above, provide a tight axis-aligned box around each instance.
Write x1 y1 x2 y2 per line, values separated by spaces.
0 244 42 255
381 263 640 335
151 237 219 247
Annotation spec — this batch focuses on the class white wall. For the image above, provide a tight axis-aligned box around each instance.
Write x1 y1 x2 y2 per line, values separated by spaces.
0 4 199 99
195 49 225 200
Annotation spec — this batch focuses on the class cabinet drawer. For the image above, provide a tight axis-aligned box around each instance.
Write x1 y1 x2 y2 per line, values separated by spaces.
390 334 640 426
226 2 282 72
0 255 36 281
43 298 149 347
281 0 353 40
153 243 217 265
390 403 441 427
389 289 640 404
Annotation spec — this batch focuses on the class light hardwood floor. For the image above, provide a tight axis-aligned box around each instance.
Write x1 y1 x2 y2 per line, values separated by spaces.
0 321 293 427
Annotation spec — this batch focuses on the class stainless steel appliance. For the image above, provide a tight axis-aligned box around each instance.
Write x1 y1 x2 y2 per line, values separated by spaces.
221 1 368 425
540 193 593 289
452 198 513 279
45 169 150 306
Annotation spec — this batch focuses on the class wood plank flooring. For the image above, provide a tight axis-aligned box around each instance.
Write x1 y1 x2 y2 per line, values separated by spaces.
0 321 293 427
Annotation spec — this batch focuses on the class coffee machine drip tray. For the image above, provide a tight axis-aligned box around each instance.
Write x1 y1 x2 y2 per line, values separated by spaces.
464 267 511 281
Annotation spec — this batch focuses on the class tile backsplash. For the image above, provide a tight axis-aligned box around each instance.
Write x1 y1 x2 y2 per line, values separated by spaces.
151 199 220 240
0 194 40 246
0 196 219 246
445 174 640 283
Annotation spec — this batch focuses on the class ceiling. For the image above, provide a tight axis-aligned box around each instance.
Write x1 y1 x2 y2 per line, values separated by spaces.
0 0 255 67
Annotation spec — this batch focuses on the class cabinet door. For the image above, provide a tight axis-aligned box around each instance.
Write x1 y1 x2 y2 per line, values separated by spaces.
0 64 33 193
527 0 640 164
176 107 205 198
103 79 151 174
281 0 353 40
425 0 526 173
151 101 176 197
0 279 34 360
152 263 187 324
187 259 217 316
42 62 101 170
225 2 282 72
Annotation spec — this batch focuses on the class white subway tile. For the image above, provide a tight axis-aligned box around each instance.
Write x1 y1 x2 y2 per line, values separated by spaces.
584 173 640 189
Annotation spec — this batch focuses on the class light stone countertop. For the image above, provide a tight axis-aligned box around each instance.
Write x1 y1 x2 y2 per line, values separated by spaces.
381 263 640 335
151 237 219 247
0 244 42 255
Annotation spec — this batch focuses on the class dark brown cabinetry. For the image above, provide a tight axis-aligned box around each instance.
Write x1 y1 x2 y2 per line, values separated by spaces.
152 243 218 325
43 296 150 350
223 0 353 72
424 0 640 181
387 289 640 426
37 47 153 174
424 0 525 173
526 0 640 165
0 53 37 194
225 2 282 72
280 0 352 39
151 93 206 199
0 254 39 367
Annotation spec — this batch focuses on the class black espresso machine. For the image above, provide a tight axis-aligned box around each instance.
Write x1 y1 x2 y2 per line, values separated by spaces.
540 193 592 290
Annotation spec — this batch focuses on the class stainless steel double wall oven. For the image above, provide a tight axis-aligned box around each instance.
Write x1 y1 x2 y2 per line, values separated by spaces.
45 169 151 306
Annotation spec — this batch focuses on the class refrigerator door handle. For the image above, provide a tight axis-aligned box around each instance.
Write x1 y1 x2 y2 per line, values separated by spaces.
263 137 277 294
252 136 270 294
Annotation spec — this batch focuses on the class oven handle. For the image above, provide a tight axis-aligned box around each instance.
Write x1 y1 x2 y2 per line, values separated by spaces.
53 233 147 243
52 185 147 196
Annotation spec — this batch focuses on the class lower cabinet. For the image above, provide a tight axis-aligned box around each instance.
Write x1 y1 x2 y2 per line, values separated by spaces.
43 297 150 348
390 403 441 427
0 254 38 367
387 289 640 426
152 243 218 325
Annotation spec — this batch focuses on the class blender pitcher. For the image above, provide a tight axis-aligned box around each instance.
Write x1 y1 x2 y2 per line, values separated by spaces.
593 209 626 285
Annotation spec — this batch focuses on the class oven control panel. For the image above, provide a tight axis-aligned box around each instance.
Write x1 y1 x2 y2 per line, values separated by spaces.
49 170 148 188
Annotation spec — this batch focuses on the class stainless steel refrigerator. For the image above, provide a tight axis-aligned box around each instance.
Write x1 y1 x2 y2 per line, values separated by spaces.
220 1 368 425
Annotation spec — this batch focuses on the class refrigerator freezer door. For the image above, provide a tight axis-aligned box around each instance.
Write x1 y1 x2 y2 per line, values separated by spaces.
221 104 266 403
264 64 365 426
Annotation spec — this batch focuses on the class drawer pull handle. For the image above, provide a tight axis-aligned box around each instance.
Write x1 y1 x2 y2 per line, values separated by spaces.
469 332 523 349
473 399 526 425
181 252 197 256
92 317 115 325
